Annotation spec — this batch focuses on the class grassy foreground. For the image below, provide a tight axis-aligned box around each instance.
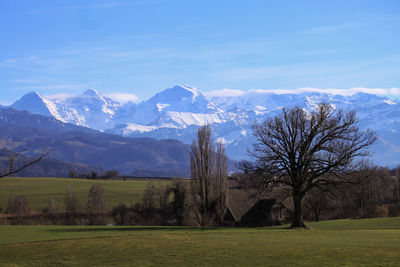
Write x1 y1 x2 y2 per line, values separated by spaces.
0 177 170 211
0 217 399 266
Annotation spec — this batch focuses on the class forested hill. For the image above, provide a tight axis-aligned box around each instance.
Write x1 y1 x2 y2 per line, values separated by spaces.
0 108 191 177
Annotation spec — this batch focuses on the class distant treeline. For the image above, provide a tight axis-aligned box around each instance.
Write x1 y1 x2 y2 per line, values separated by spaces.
2 181 187 226
234 165 400 221
67 169 186 180
2 166 400 226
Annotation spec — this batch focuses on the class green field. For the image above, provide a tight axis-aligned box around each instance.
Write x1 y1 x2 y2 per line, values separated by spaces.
0 177 171 211
0 217 399 266
1 178 399 266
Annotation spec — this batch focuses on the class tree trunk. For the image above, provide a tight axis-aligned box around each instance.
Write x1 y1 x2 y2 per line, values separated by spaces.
314 210 320 222
291 193 306 228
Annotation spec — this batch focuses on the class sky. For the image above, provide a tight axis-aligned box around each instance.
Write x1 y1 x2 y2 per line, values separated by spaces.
0 0 399 104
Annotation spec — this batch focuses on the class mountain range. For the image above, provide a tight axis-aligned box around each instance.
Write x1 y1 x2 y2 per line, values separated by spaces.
7 85 400 167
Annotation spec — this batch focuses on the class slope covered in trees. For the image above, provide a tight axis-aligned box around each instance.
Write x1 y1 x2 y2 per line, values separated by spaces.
0 108 191 177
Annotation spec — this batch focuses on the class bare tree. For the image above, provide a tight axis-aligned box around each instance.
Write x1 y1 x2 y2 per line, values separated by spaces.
393 167 400 206
242 104 376 228
0 149 49 178
43 198 61 225
169 180 186 226
142 182 158 210
158 185 170 225
87 184 107 225
304 188 330 221
190 125 215 226
139 182 160 224
65 187 81 224
214 142 228 226
7 194 31 224
190 125 228 226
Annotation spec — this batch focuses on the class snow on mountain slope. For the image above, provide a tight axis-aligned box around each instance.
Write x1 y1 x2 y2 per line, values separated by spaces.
149 85 221 113
11 91 66 122
114 85 223 127
205 90 307 112
111 89 400 166
60 89 120 129
12 89 120 130
9 85 400 166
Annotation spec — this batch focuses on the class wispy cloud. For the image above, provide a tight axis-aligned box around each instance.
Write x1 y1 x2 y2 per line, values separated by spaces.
2 34 398 97
46 91 140 104
302 23 359 34
45 91 140 103
13 83 89 91
0 38 278 76
86 2 123 9
27 1 161 14
215 64 352 83
12 79 42 84
46 93 77 102
0 34 344 79
105 92 140 103
204 89 246 98
205 87 400 98
0 57 40 72
214 53 400 85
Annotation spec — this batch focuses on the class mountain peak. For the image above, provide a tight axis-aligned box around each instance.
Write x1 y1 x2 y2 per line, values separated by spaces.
150 85 200 102
13 91 47 104
171 84 199 97
83 88 101 97
176 85 199 96
79 88 119 107
137 85 220 119
24 91 43 99
11 90 66 121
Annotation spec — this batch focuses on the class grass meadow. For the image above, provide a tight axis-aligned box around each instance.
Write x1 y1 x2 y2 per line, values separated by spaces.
0 177 171 211
0 217 399 266
0 178 399 266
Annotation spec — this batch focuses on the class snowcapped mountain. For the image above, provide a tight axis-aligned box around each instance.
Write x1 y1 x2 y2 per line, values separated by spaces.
9 85 400 166
12 91 65 122
59 89 120 130
114 85 225 129
12 89 120 130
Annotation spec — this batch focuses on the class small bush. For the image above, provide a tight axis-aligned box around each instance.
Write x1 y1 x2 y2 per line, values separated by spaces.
111 203 133 225
42 198 61 225
7 195 30 225
374 205 389 218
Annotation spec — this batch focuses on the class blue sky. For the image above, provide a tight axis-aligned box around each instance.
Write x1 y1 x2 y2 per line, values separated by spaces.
0 0 399 104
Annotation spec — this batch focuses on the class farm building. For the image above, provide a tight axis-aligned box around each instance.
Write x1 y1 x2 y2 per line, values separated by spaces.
224 190 285 226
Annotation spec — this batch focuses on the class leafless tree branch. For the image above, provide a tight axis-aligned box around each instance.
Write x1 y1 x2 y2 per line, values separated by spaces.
0 148 50 178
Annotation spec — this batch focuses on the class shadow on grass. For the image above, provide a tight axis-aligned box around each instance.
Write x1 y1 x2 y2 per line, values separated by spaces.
47 225 293 234
47 226 219 233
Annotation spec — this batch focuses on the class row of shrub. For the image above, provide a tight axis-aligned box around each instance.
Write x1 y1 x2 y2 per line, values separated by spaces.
2 180 187 226
68 170 120 180
232 165 400 222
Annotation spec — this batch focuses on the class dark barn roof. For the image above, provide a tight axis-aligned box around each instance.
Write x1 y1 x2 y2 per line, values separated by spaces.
225 190 277 226
226 190 259 222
